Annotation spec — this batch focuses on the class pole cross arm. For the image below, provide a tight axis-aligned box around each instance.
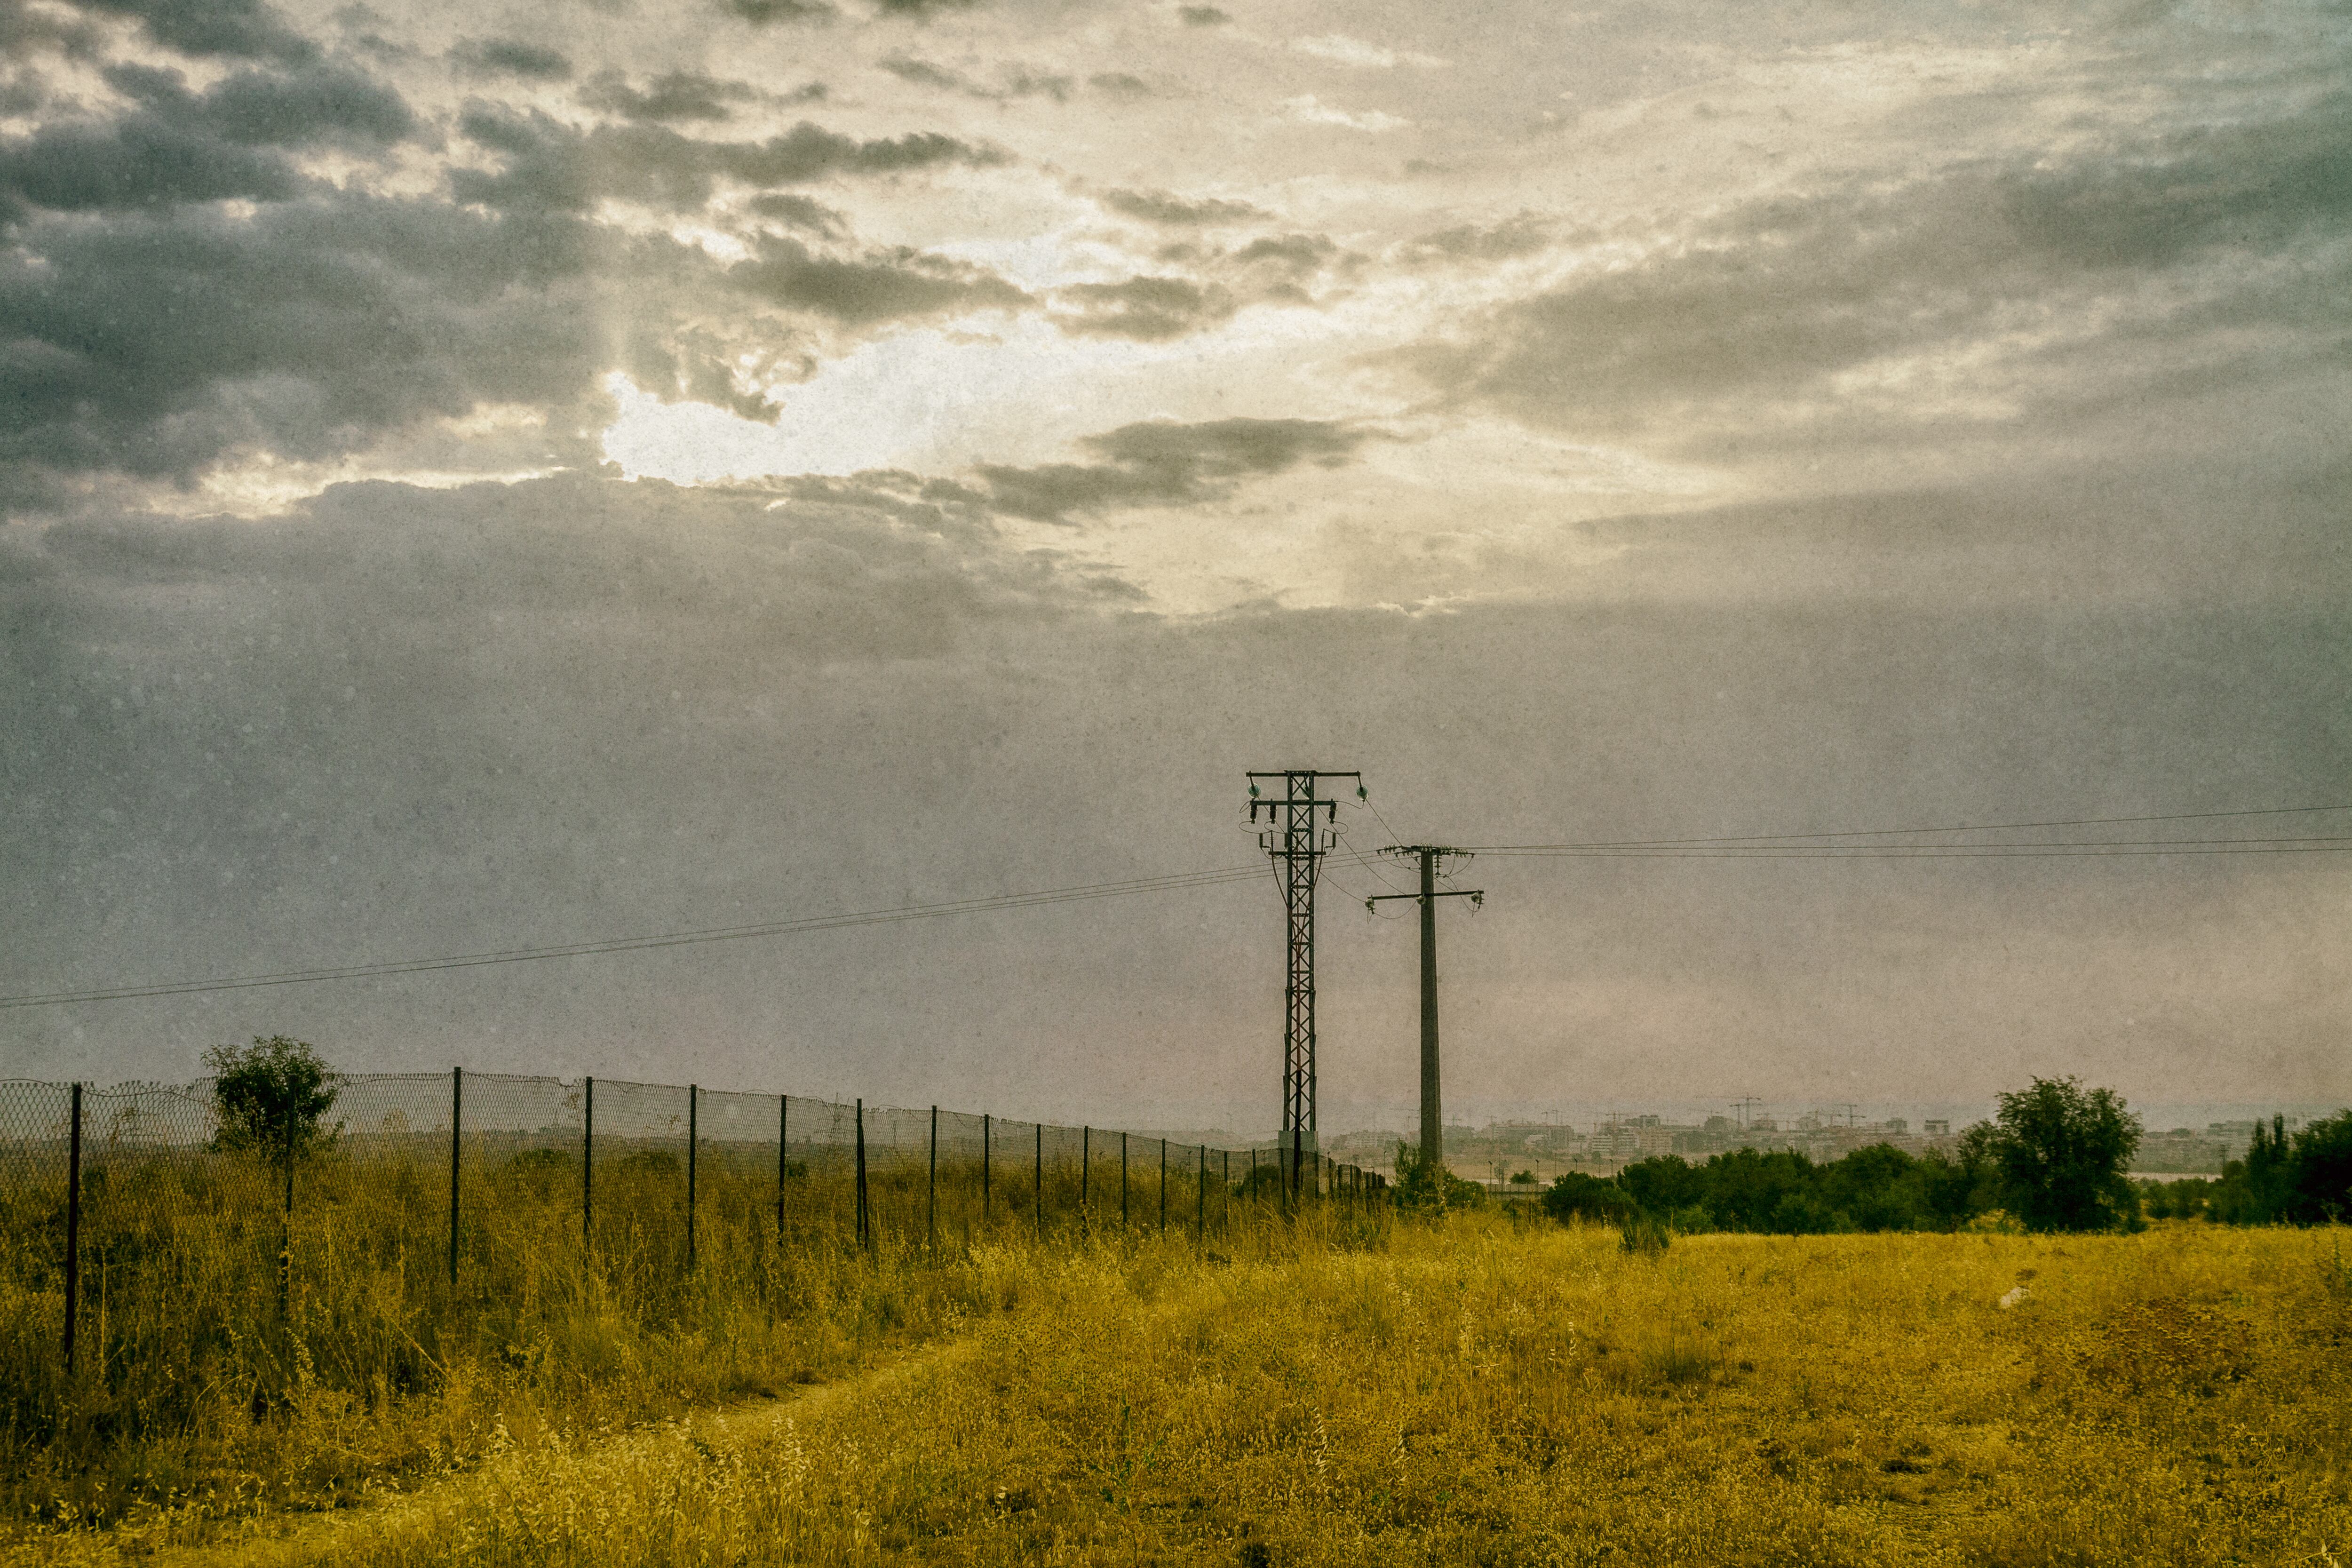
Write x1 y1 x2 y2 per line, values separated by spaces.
1251 798 1342 821
1366 889 1484 910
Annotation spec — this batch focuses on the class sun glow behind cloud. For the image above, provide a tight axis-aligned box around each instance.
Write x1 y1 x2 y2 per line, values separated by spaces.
598 298 1383 486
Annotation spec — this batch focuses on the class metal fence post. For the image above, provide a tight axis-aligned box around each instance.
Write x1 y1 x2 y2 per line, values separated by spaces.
982 1113 991 1224
1223 1148 1230 1231
854 1098 870 1252
448 1066 461 1290
1196 1144 1204 1243
1159 1138 1166 1235
64 1082 80 1374
280 1130 294 1317
1081 1126 1090 1234
1034 1122 1043 1239
583 1075 594 1251
1120 1131 1128 1230
928 1105 938 1258
687 1084 698 1271
777 1094 788 1242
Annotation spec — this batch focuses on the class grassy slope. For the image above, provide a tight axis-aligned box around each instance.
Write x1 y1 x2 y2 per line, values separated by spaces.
17 1218 2352 1567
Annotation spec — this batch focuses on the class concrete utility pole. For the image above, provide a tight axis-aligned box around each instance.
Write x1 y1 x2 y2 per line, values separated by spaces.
1248 769 1362 1198
1368 846 1482 1174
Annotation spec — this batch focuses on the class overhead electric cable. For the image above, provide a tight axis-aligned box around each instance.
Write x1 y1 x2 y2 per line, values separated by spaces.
1474 842 2352 860
16 798 2347 1011
1463 802 2352 852
0 863 1269 1010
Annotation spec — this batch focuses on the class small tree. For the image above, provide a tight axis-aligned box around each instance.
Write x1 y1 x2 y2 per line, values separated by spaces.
2285 1110 2352 1224
1392 1141 1486 1213
1541 1170 1634 1226
207 1035 341 1170
1988 1076 2141 1233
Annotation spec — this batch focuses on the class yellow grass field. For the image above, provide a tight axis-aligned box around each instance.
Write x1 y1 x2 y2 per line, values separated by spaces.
13 1215 2352 1568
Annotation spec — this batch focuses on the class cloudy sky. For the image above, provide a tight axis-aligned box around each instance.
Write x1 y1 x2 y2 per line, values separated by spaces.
4 0 2349 1131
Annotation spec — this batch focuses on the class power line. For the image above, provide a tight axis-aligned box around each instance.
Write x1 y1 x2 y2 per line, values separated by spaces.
1475 843 2352 860
16 798 2346 1012
1463 802 2352 852
0 864 1269 1010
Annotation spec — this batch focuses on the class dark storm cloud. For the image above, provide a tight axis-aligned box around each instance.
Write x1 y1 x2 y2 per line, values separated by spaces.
878 53 963 91
453 107 1005 214
1398 212 1554 264
1050 274 1236 341
0 191 678 490
1101 187 1264 225
0 22 1010 498
0 60 412 215
973 416 1367 521
874 0 979 15
728 233 1029 324
1405 90 2352 448
719 0 835 24
2 0 104 59
121 59 413 145
748 191 846 235
578 67 755 123
29 470 1090 650
1088 73 1151 102
1176 4 1227 24
1226 232 1341 290
447 37 572 80
880 54 1073 103
67 0 314 61
997 65 1072 102
0 69 44 115
0 104 301 213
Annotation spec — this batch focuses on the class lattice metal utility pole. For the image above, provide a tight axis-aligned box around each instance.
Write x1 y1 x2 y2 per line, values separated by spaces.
1248 769 1362 1197
1368 847 1483 1175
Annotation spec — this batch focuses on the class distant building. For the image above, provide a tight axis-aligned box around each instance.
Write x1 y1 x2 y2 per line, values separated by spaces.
1591 1121 1642 1160
1923 1119 1950 1136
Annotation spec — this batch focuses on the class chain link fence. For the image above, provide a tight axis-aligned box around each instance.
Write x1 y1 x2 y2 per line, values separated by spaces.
0 1073 1387 1381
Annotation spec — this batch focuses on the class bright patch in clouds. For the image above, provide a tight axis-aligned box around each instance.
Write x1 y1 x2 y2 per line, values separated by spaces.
1290 34 1449 69
1280 95 1411 131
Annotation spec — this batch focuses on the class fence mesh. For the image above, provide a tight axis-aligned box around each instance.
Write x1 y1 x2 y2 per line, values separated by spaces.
0 1072 1385 1378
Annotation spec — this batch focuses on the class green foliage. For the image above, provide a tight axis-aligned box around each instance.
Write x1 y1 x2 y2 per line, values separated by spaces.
1540 1170 1634 1226
203 1036 341 1170
2138 1177 2212 1220
1390 1142 1486 1213
2285 1110 2352 1224
1617 1211 1669 1255
1535 1094 2150 1240
2205 1110 2352 1226
1986 1076 2142 1233
1508 1169 1536 1186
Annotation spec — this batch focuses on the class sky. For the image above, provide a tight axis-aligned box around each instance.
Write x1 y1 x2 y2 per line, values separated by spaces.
2 0 2349 1133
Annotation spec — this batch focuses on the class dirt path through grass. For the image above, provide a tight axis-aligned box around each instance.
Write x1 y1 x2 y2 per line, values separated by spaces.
21 1222 2352 1568
118 1331 983 1568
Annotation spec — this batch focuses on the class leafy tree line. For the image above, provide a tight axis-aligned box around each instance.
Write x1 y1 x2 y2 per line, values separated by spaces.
1543 1079 2352 1237
1543 1077 2156 1236
2139 1111 2352 1225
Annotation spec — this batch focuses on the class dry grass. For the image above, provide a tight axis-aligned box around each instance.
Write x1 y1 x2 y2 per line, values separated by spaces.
14 1214 2352 1567
0 1138 1276 1545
